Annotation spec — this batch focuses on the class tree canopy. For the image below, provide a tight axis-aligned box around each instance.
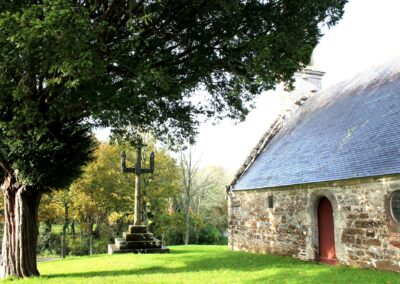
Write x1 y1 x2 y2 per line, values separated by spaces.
0 0 346 189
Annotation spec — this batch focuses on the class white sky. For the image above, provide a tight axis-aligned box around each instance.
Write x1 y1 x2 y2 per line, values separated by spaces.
97 0 400 172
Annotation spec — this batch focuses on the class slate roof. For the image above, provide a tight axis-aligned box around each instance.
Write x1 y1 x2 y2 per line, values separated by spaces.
233 65 400 190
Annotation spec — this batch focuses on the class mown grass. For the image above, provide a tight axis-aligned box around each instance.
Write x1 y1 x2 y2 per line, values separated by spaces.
4 245 399 283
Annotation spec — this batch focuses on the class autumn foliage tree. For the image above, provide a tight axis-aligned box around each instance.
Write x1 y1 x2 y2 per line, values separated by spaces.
38 142 181 256
0 0 346 278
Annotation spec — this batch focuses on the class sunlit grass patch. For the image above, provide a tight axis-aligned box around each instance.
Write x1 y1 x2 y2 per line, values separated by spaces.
4 245 399 283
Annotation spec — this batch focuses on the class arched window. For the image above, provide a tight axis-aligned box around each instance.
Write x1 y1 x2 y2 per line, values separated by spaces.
390 191 400 223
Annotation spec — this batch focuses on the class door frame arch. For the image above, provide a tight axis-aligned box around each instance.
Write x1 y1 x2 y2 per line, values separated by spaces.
309 190 343 263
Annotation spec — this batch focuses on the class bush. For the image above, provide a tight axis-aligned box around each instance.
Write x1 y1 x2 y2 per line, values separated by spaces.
68 236 89 256
37 222 61 256
93 237 110 254
198 224 223 245
218 236 228 245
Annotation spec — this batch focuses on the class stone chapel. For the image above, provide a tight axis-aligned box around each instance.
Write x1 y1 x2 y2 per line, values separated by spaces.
227 61 400 271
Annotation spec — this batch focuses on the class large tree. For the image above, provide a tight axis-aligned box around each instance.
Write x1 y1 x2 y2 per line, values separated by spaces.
0 0 346 278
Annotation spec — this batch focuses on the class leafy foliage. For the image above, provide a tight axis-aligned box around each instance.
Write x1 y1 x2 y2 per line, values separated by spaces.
0 0 346 189
38 141 233 253
38 142 183 253
198 224 223 245
0 1 98 188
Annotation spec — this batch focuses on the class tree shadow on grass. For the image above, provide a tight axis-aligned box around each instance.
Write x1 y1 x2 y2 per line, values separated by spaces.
43 249 399 283
250 266 399 284
44 250 320 279
44 266 167 279
167 248 212 254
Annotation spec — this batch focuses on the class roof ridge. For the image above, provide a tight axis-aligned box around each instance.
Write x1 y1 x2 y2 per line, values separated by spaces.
228 63 329 190
228 91 316 189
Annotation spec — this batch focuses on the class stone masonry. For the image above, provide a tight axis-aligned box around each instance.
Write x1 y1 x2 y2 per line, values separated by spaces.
228 175 400 271
108 225 169 254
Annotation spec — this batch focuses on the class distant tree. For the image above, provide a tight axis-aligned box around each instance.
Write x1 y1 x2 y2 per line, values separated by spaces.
38 142 181 254
0 0 346 278
178 148 217 245
179 149 198 245
195 166 232 236
68 143 134 255
38 189 72 258
59 189 72 259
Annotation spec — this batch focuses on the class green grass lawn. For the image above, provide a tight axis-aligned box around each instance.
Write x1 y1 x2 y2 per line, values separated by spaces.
5 245 399 283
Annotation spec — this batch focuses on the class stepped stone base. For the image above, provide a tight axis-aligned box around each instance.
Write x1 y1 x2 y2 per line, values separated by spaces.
108 225 170 255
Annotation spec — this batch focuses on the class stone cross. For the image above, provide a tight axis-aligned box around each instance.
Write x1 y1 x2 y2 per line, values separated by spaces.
121 144 154 226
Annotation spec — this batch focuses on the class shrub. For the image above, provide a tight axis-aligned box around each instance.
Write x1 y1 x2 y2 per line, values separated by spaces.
198 224 223 245
68 236 89 256
37 222 61 256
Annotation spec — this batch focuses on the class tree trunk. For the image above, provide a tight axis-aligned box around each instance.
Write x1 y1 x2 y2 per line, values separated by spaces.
184 195 190 245
1 177 41 278
71 220 75 236
88 217 93 256
61 200 69 258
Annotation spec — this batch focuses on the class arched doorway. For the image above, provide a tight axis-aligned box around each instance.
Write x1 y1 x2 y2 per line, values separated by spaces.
318 197 336 265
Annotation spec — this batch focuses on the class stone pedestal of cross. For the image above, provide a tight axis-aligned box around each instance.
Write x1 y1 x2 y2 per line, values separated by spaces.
108 144 169 255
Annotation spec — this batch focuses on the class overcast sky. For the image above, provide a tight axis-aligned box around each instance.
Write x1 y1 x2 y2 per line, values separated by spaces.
96 0 400 172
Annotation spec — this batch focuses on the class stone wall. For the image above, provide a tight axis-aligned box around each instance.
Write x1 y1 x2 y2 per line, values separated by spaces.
228 175 400 271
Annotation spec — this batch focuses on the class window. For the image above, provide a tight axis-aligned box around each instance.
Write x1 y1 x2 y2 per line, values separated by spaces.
268 195 273 208
390 190 400 223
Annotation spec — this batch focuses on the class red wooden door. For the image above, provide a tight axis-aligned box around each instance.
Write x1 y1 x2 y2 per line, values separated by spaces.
318 197 337 265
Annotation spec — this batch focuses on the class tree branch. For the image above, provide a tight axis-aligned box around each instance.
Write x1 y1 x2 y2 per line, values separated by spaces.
101 0 118 21
0 153 12 177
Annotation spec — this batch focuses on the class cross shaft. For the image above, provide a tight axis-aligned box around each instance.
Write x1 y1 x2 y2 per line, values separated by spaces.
121 144 154 225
